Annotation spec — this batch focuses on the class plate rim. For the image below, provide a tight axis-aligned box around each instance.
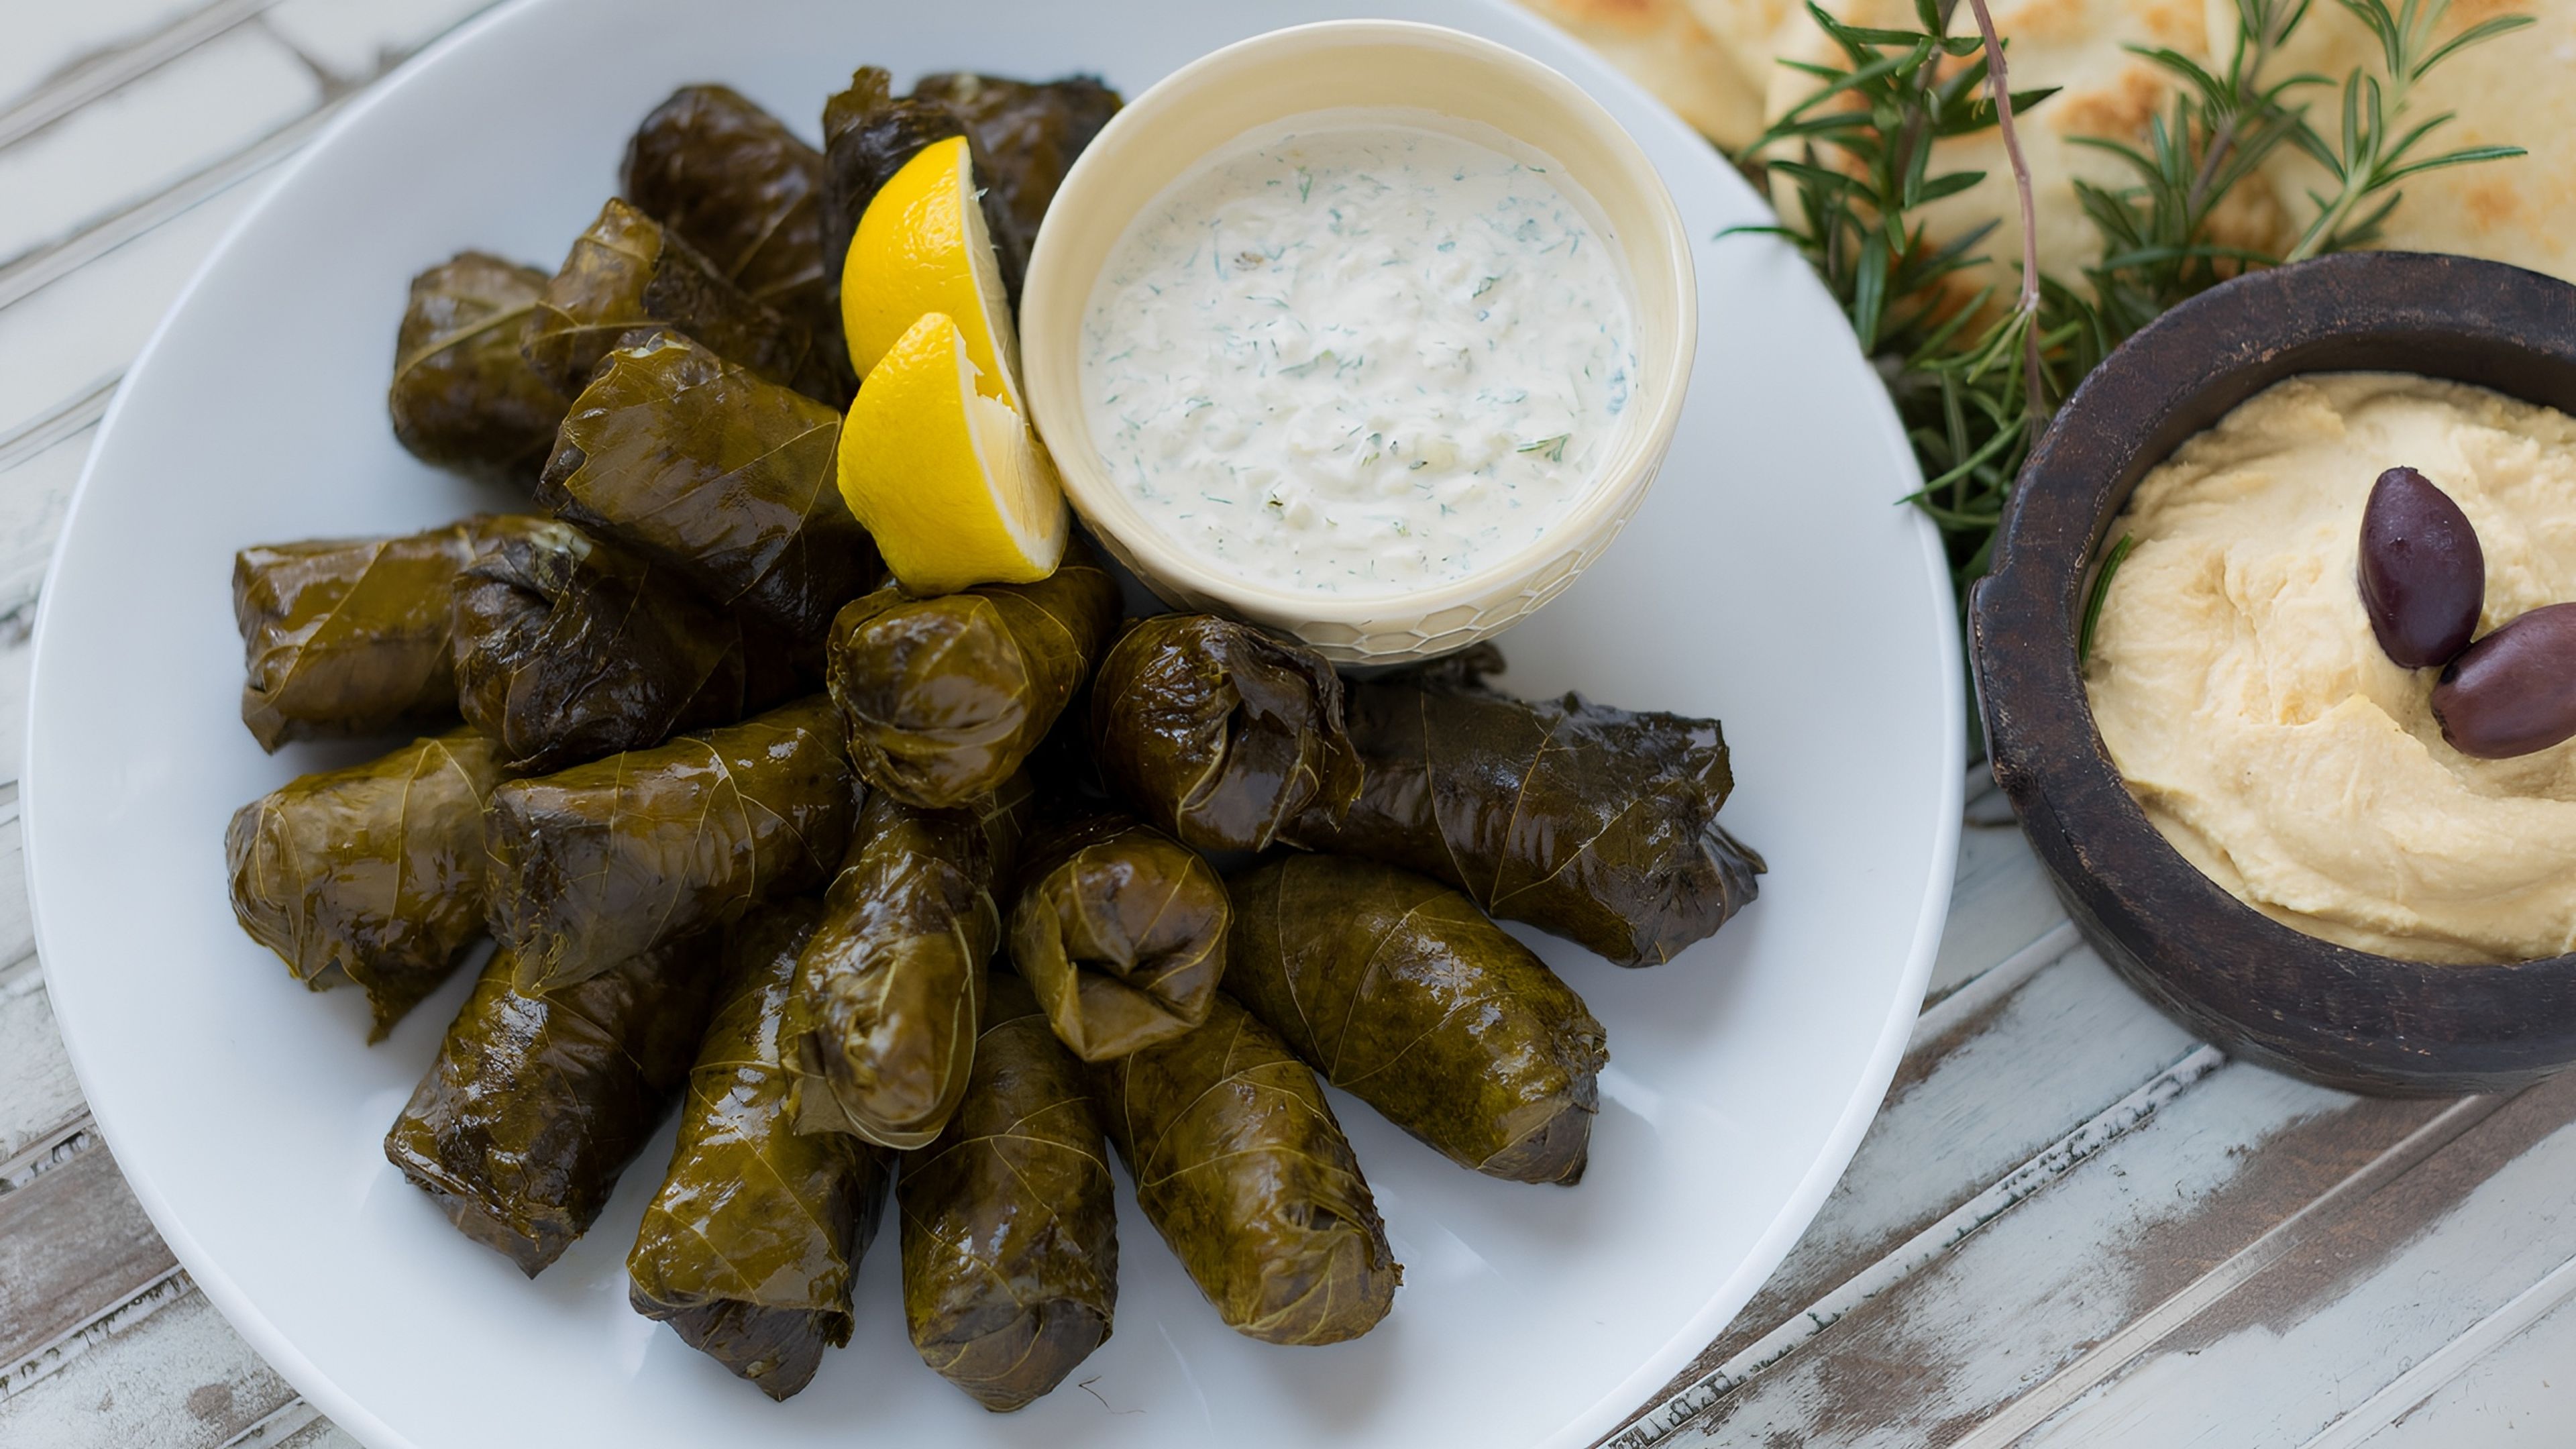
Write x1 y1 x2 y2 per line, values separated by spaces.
17 1 1965 1444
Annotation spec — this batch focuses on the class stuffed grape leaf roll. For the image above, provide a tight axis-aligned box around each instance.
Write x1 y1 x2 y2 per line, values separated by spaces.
486 696 857 994
539 329 878 642
825 541 1120 809
1283 646 1764 968
225 729 506 1040
620 86 837 360
450 518 796 773
234 515 539 751
1095 994 1400 1345
819 69 995 310
1089 614 1362 852
386 252 570 481
898 971 1117 1411
1008 813 1229 1063
1228 855 1607 1184
629 900 894 1400
784 774 1031 1150
385 933 724 1275
521 197 836 402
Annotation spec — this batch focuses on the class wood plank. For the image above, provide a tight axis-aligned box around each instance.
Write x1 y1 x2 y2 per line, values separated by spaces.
2000 1072 2576 1448
0 425 89 625
1604 940 2200 1442
219 1398 347 1448
0 955 81 1162
0 1285 297 1449
0 632 35 794
2354 1286 2576 1447
274 1417 364 1449
0 1140 178 1366
0 26 319 268
0 175 264 442
1642 1063 2503 1446
0 0 223 117
1925 771 2067 1002
261 0 507 82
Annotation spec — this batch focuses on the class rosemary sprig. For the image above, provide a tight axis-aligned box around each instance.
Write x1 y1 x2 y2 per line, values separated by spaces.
1739 0 2528 611
2284 0 2532 259
2078 533 2136 660
2067 0 2326 337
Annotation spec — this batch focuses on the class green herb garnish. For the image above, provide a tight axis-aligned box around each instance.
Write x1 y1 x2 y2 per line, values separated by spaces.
2080 533 2137 661
1741 0 2528 615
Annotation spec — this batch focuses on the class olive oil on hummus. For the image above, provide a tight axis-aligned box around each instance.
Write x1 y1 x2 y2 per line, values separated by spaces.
2086 373 2576 965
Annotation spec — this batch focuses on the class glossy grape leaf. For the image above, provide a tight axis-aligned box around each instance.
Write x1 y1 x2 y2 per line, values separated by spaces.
225 728 507 1040
826 540 1119 810
1228 855 1608 1183
629 900 894 1400
784 774 1032 1151
451 517 797 773
384 933 725 1275
1283 645 1765 967
1007 812 1229 1063
898 971 1116 1411
1095 993 1400 1345
621 85 838 370
539 329 877 642
233 515 541 751
486 696 857 993
521 196 835 402
387 252 570 481
1089 614 1362 853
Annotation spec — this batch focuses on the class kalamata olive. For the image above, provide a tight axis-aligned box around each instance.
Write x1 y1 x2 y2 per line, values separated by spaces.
2359 466 2484 669
2432 604 2576 759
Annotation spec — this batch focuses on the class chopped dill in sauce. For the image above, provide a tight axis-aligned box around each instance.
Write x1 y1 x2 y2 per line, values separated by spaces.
1078 111 1638 597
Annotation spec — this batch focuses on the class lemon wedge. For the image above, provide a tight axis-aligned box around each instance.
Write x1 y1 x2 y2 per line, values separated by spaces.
841 136 1020 411
839 311 1067 594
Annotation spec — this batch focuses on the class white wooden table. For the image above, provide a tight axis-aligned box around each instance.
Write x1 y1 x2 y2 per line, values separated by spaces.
4 5 2575 1446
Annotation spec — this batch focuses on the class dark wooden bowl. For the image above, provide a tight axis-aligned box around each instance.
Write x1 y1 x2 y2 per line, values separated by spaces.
1970 252 2576 1096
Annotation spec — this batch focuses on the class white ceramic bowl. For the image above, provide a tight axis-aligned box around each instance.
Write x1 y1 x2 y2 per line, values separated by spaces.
1020 19 1697 663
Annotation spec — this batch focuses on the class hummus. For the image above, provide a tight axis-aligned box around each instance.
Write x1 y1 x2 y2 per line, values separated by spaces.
2086 373 2576 965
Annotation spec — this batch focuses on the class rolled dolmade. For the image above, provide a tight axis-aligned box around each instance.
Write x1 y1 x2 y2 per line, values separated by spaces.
898 971 1117 1411
224 727 506 1040
824 541 1119 809
628 900 895 1400
1007 812 1229 1063
384 933 725 1275
619 85 837 356
520 196 836 402
1087 614 1362 853
1094 993 1401 1344
784 775 1032 1150
233 515 541 751
483 696 857 994
386 252 570 481
449 517 796 772
538 329 877 642
1282 645 1763 967
1227 855 1607 1184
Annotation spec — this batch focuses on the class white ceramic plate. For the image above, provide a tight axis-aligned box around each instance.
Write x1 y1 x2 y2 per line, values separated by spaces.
23 2 1962 1447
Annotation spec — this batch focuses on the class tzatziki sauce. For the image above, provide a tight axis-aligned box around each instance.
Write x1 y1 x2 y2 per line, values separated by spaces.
1079 111 1638 597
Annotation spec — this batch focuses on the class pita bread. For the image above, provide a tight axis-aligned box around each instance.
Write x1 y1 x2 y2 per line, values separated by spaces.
1681 0 1807 129
1759 0 2292 311
1526 0 2569 299
1513 0 1770 148
2221 0 2576 282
